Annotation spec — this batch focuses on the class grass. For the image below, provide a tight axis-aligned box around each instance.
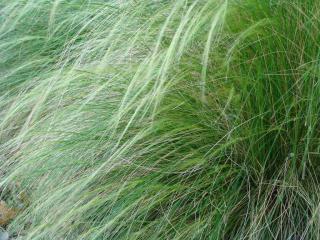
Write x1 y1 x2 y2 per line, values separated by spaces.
1 0 320 239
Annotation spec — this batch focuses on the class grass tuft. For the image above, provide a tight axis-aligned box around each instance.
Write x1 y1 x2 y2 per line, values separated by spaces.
1 0 320 239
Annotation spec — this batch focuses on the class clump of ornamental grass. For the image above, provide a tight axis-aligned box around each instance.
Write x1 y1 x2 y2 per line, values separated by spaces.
1 0 320 239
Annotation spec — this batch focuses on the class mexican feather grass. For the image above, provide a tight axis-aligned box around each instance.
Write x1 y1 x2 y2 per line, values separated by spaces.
1 0 320 239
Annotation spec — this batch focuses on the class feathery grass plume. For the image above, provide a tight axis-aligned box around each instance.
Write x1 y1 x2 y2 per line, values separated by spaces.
1 0 320 239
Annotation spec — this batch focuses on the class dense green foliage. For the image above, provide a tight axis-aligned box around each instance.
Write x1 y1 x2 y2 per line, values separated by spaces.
1 0 320 239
